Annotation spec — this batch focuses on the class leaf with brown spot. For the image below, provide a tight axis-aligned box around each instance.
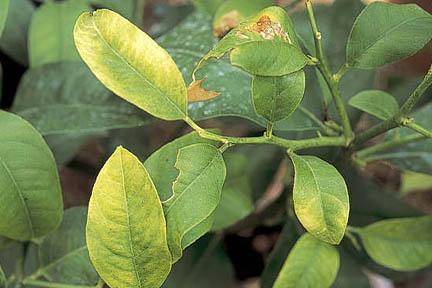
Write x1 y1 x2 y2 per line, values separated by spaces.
188 79 221 103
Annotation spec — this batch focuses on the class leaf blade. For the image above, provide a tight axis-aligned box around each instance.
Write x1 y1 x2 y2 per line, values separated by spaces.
87 147 171 288
348 90 399 120
164 143 226 262
12 62 149 135
252 70 305 122
347 2 432 68
289 154 350 244
29 0 90 67
0 110 63 241
357 216 432 271
273 233 340 288
74 9 188 120
39 207 98 285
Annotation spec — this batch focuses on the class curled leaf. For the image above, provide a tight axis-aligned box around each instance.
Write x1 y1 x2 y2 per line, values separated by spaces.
188 79 221 103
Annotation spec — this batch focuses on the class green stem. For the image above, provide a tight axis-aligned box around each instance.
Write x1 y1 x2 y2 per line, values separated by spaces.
22 279 95 288
305 0 353 145
356 134 426 159
344 229 361 251
346 225 361 234
184 117 346 151
406 122 432 138
299 107 338 136
354 66 432 147
334 63 349 82
265 122 274 138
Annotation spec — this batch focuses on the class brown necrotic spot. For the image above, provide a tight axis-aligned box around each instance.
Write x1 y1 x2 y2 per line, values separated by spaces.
247 15 291 43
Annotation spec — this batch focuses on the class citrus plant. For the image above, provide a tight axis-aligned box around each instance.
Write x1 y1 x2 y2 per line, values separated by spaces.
0 0 432 287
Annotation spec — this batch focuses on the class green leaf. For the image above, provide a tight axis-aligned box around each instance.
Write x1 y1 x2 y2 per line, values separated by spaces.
29 0 90 67
211 153 254 231
212 0 272 37
144 132 218 201
163 143 226 262
38 207 98 285
231 41 309 76
74 9 188 120
12 62 149 135
347 2 432 69
87 147 171 288
357 215 432 271
348 90 399 120
0 0 9 37
289 154 350 244
273 233 340 288
0 264 5 288
252 70 305 123
0 0 34 65
0 110 63 241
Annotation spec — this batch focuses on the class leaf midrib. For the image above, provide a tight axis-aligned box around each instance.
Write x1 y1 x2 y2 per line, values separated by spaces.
119 152 143 287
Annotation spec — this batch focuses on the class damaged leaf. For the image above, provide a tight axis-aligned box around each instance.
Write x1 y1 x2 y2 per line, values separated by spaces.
213 0 272 38
194 6 307 77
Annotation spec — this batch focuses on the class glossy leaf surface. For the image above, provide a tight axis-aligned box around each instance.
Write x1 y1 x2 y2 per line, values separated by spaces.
357 216 432 271
230 40 308 76
349 90 399 120
144 132 218 201
290 154 349 244
273 233 340 288
38 207 98 285
74 9 188 120
0 110 63 241
87 147 171 288
252 70 305 122
347 2 432 68
164 144 226 262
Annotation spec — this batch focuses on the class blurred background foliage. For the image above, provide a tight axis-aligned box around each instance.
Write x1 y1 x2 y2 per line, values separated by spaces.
0 0 431 287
